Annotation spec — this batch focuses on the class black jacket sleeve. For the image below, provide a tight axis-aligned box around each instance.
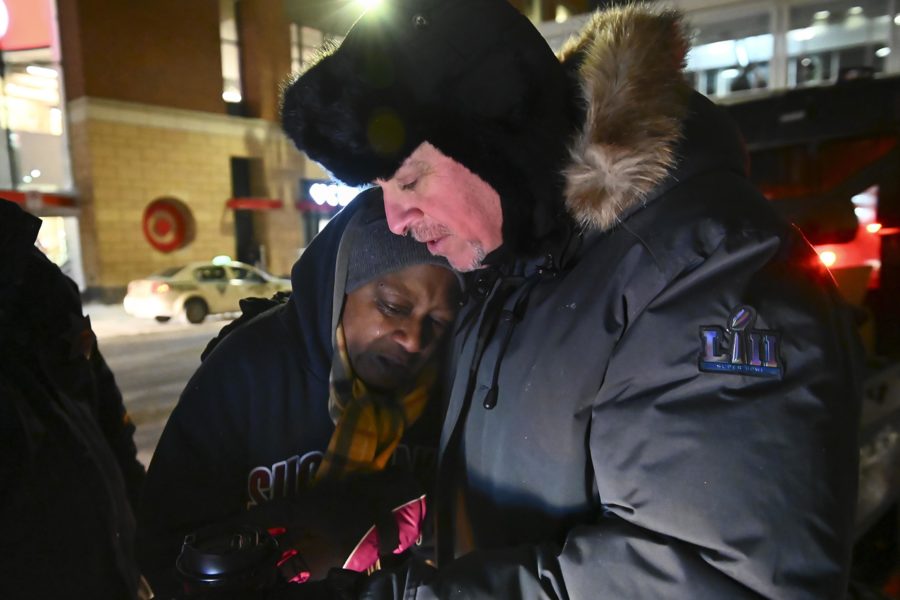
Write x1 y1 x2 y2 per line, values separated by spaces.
91 342 146 510
136 335 257 598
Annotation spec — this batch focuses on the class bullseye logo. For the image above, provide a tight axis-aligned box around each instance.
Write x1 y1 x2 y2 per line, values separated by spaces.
142 198 195 253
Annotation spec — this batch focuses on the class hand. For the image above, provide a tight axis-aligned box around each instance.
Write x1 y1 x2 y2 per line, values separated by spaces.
267 569 361 600
267 560 437 600
236 469 426 581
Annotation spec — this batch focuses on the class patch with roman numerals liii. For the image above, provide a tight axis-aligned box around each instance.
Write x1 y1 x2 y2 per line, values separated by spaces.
699 306 782 378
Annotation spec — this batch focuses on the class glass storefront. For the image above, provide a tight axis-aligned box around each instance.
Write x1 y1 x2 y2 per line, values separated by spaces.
0 0 70 192
788 0 891 85
0 0 80 286
297 179 362 247
683 0 900 100
1 46 71 192
687 10 774 97
35 214 84 288
539 1 900 99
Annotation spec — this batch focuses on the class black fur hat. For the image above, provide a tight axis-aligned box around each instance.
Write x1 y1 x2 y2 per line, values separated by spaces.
281 0 582 257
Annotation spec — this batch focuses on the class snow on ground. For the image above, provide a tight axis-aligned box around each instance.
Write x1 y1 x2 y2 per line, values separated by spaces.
84 302 235 340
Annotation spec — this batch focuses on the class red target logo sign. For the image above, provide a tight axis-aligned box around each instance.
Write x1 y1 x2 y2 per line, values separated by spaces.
142 198 194 253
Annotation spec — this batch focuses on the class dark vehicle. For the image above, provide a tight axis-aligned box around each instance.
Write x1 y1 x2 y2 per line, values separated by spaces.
720 75 900 592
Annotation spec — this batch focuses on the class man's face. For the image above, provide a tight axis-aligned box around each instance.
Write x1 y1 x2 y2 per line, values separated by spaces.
341 264 460 393
376 142 503 272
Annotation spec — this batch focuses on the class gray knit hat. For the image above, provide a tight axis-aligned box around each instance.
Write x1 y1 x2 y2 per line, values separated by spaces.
344 204 457 293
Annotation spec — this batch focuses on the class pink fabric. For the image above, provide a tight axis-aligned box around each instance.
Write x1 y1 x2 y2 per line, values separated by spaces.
343 495 426 572
276 546 311 584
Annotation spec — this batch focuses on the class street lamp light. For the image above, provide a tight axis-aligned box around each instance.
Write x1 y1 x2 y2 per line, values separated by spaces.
358 0 382 12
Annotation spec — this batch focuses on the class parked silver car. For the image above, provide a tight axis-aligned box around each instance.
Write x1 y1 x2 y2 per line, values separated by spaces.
124 260 291 324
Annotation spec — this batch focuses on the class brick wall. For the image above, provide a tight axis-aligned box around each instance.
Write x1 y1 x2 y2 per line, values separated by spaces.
57 0 224 113
69 98 309 291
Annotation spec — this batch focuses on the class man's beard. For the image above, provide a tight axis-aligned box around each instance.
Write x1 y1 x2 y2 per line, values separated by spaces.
409 224 486 272
461 243 486 272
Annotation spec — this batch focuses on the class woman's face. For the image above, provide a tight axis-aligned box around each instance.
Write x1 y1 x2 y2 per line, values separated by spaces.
341 264 460 392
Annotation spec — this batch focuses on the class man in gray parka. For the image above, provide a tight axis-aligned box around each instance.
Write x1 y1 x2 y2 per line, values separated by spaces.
279 1 863 598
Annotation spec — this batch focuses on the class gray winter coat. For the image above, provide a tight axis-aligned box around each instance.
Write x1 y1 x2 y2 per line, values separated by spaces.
385 8 862 600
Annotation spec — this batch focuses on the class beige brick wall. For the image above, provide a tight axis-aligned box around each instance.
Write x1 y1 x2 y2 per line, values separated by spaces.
69 97 311 290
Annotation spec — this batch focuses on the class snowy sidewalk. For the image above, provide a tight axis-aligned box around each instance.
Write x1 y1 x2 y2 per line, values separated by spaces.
84 302 232 340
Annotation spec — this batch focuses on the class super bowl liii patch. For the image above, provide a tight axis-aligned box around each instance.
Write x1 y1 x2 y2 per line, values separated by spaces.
699 306 782 378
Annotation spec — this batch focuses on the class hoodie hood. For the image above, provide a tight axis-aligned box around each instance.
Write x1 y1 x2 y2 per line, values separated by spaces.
285 187 460 388
284 190 369 388
325 190 458 346
0 199 41 327
0 199 41 283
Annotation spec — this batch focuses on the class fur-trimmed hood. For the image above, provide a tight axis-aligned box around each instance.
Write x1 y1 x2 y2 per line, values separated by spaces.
559 5 693 232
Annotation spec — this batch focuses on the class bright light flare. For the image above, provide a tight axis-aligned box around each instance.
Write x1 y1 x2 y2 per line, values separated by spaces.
819 250 837 267
26 65 58 79
866 223 883 234
222 90 242 103
790 27 816 42
0 1 8 40
735 45 749 67
358 0 383 11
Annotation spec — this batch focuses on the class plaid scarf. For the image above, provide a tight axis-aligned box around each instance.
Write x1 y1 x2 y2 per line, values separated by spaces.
316 323 434 481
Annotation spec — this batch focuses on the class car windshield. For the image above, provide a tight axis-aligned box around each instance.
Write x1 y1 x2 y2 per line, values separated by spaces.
153 266 184 278
231 266 265 282
194 266 227 282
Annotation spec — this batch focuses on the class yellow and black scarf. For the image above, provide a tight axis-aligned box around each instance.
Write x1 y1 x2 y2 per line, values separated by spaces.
316 323 434 481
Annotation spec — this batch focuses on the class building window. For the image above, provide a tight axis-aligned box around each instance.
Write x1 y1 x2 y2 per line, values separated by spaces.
35 214 84 286
0 47 70 191
788 0 891 85
0 0 71 193
686 11 773 98
297 179 360 247
220 0 243 109
290 24 342 75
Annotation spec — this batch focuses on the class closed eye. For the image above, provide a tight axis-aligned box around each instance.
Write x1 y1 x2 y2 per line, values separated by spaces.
399 179 418 192
377 300 410 317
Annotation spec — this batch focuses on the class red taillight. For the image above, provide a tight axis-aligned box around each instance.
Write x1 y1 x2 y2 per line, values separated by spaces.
819 250 837 267
151 282 171 294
